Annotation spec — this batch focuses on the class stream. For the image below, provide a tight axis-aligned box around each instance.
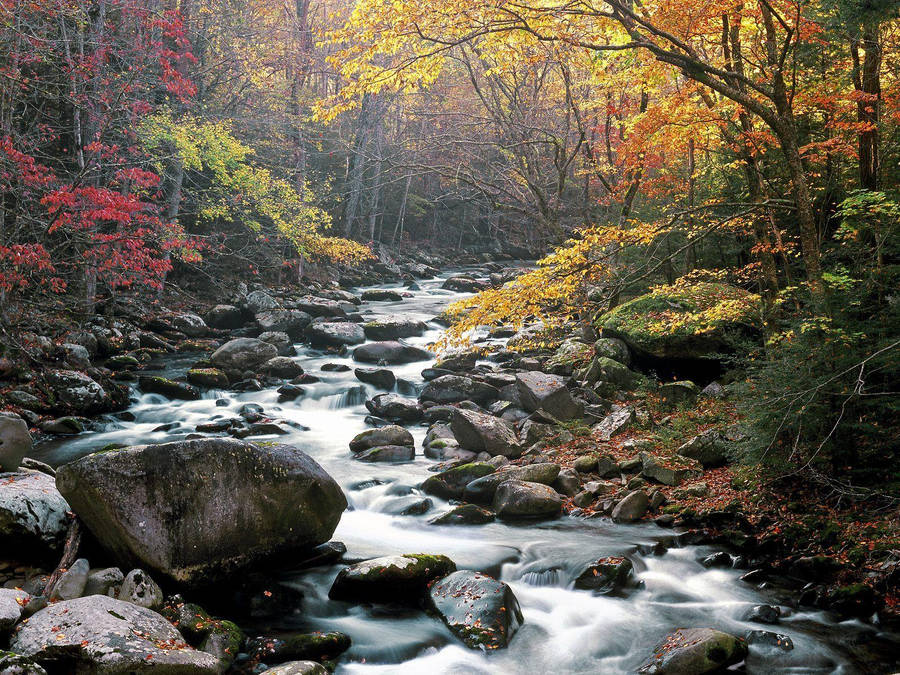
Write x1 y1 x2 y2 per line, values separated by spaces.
31 269 897 674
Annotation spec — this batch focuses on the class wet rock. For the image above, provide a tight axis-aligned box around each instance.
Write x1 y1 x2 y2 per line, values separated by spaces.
611 490 649 523
247 631 350 665
363 316 426 340
55 438 347 587
256 309 312 340
789 555 842 581
49 557 89 601
442 276 487 293
421 463 496 499
573 556 633 593
210 338 278 372
824 583 880 618
264 661 329 675
743 604 781 624
0 471 70 560
0 588 30 630
638 627 748 674
0 412 31 472
463 463 560 504
83 567 124 597
349 425 414 452
365 393 422 422
361 289 404 302
516 372 582 420
354 367 396 390
382 496 432 515
9 595 219 673
329 554 456 605
205 304 245 329
701 552 732 568
39 416 85 435
305 321 366 347
262 356 304 379
354 445 415 463
434 351 478 372
428 570 523 649
492 480 563 520
420 375 499 406
450 409 521 457
45 369 108 415
119 568 163 610
187 368 229 388
745 630 794 651
429 504 495 526
138 375 200 401
353 340 432 364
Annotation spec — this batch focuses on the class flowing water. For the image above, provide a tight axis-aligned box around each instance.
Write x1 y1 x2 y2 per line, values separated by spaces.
32 270 898 674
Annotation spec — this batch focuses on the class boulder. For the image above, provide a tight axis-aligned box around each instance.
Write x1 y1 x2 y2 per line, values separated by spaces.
677 431 729 467
641 453 698 486
353 341 432 364
363 317 426 341
153 312 208 337
0 470 70 559
138 376 200 401
205 304 244 329
354 367 396 389
596 283 759 361
60 343 91 369
262 356 304 379
592 356 639 389
546 339 592 375
119 568 163 610
246 631 350 665
442 276 486 293
354 445 415 463
516 372 582 420
492 480 563 520
260 330 294 356
420 375 499 406
83 567 124 597
187 368 228 389
463 463 560 504
427 571 523 649
361 289 404 302
611 490 649 522
660 380 701 406
55 438 347 587
364 393 422 422
594 337 631 365
573 556 633 593
245 290 279 314
50 557 89 600
295 296 347 318
0 413 31 472
450 409 520 457
0 588 29 631
421 463 496 500
9 595 219 673
210 338 278 372
594 407 633 441
638 627 748 674
256 309 312 340
264 662 328 675
44 370 108 415
305 322 366 347
349 426 414 452
429 504 495 526
329 554 456 605
434 351 478 372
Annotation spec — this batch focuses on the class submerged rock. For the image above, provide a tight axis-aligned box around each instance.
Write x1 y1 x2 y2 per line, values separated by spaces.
329 553 456 605
428 571 523 649
55 438 347 587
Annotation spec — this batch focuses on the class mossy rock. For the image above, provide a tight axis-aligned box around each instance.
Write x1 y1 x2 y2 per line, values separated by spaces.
596 283 759 361
329 553 457 605
187 368 229 388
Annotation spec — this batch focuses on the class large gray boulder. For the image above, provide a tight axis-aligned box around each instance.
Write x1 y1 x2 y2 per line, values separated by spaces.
55 438 347 587
329 554 456 605
638 627 748 673
349 426 413 452
45 370 108 415
428 571 523 649
363 316 426 340
295 296 347 318
463 463 560 504
0 412 31 472
305 322 366 347
450 409 521 457
210 338 278 372
364 394 422 422
256 309 312 340
0 588 29 630
244 290 279 314
492 480 563 520
516 372 582 420
9 595 219 673
353 341 432 364
420 375 499 406
0 470 70 559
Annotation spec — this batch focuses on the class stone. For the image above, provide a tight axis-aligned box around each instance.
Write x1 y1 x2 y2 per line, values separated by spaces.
641 453 698 486
516 372 582 420
246 631 350 664
262 356 304 378
305 321 366 347
593 338 631 365
434 351 478 372
420 375 499 406
743 604 781 624
5 390 42 410
428 571 523 649
611 490 649 522
210 338 278 372
0 471 70 560
44 370 108 415
429 504 495 526
638 627 748 674
138 375 200 401
0 413 31 472
594 407 634 441
256 309 312 339
659 380 701 406
677 431 729 468
55 438 347 587
264 662 328 675
9 596 219 673
450 409 521 457
83 567 124 597
60 343 91 369
364 393 422 422
361 289 404 302
493 480 563 520
553 467 581 496
463 463 560 504
119 569 163 610
353 340 432 364
154 312 208 337
330 554 456 605
187 368 229 388
363 316 426 340
205 304 244 329
354 445 415 463
244 290 279 314
259 330 294 356
421 463 496 500
0 588 30 631
592 356 639 389
354 367 396 389
573 556 633 593
50 558 89 601
701 382 725 398
349 426 414 453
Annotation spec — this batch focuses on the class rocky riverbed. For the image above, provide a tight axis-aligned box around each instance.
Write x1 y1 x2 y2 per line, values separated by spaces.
1 262 898 674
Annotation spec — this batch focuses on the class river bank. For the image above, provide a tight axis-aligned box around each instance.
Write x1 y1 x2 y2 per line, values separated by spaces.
1 261 898 674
